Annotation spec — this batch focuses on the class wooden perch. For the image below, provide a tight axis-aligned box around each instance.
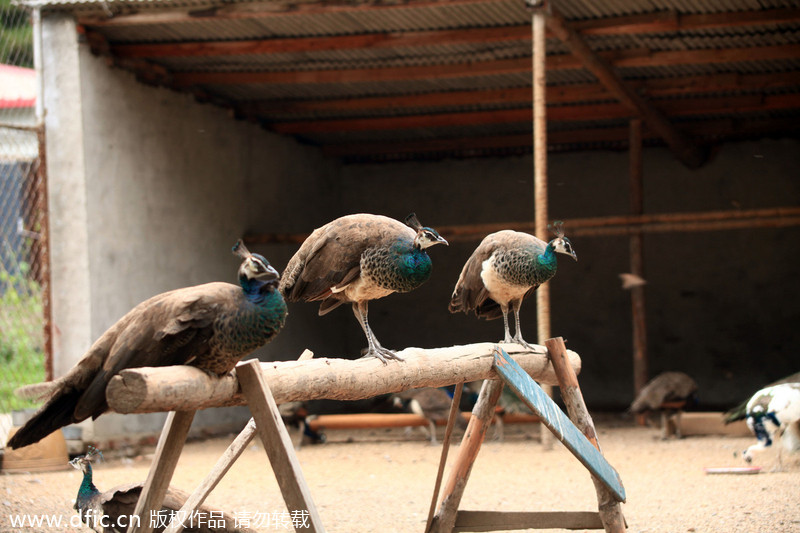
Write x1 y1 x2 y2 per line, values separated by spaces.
106 343 580 415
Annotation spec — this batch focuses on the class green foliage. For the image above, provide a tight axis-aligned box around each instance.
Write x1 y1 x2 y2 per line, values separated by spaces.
0 0 33 67
0 250 45 412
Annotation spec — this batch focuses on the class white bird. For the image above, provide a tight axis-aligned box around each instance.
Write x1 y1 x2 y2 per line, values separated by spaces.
742 382 800 468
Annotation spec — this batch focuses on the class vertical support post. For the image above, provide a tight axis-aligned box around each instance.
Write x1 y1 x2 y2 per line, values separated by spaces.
237 360 325 532
546 338 626 533
427 379 503 533
629 119 648 403
127 410 196 533
532 2 554 450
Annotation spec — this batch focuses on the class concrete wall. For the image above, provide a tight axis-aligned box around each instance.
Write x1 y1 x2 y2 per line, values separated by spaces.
337 140 800 409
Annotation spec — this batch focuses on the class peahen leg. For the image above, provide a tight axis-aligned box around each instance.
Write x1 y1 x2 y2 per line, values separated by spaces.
511 300 536 350
352 302 402 364
500 305 513 344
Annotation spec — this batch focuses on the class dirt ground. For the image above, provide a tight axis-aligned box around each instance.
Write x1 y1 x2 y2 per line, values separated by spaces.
1 416 799 533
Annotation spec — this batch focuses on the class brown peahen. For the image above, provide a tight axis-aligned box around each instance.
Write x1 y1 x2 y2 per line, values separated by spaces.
70 448 251 533
449 222 576 349
8 241 286 449
629 371 698 439
279 213 447 364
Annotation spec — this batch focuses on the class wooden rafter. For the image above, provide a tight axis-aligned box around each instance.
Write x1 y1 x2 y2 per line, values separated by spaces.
104 8 800 59
243 72 800 115
267 93 800 134
544 6 707 168
318 117 800 159
169 44 800 87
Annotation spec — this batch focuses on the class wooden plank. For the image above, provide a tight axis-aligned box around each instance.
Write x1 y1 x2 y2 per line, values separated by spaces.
453 510 603 531
428 379 504 533
127 410 196 533
493 347 626 503
163 419 258 533
237 360 324 532
106 343 580 414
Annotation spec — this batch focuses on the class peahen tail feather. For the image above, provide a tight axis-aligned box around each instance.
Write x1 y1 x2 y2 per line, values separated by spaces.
6 388 83 449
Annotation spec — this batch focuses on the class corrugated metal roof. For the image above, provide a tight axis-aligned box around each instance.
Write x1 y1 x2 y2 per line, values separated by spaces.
38 0 800 161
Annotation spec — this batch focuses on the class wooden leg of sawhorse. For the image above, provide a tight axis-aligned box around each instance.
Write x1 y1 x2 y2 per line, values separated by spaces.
127 410 196 533
162 418 258 533
427 379 504 533
237 360 325 532
546 337 626 533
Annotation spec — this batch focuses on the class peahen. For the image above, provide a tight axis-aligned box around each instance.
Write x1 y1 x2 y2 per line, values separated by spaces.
70 448 250 533
279 213 447 363
8 241 287 449
392 387 468 445
739 382 800 467
723 371 800 424
629 371 698 439
448 222 576 348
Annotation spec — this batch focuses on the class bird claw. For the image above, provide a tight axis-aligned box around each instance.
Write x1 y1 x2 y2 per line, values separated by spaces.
512 337 538 351
361 346 403 364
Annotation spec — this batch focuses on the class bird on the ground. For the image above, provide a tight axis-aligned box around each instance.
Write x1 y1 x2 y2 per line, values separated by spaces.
7 241 286 449
448 222 577 348
738 382 800 467
70 448 249 533
723 371 800 424
392 387 468 445
629 371 698 439
279 213 447 364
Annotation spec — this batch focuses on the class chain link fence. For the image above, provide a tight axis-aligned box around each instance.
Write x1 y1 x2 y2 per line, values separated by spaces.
0 0 50 418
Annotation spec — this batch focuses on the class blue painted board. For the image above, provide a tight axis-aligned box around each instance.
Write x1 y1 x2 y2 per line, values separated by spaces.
493 347 626 503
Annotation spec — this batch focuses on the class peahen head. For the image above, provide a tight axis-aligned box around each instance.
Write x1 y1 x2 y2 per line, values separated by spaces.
69 446 103 499
405 213 449 250
548 221 578 262
232 240 280 288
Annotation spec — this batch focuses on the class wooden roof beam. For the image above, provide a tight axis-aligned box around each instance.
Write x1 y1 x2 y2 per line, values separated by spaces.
106 8 800 59
543 5 707 169
170 44 800 87
243 72 800 115
267 94 800 134
319 117 800 159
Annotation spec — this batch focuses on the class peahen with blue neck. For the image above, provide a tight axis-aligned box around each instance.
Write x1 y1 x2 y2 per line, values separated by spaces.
279 213 447 364
449 222 577 349
70 448 250 533
8 241 286 449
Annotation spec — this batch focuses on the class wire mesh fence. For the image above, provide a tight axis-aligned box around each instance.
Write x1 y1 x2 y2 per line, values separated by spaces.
0 0 50 415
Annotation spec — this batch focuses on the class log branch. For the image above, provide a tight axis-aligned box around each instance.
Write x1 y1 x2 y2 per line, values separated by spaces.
106 343 580 414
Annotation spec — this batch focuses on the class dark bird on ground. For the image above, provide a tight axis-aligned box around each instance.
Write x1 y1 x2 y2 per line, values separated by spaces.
448 222 577 348
739 382 800 466
629 371 698 439
8 242 286 449
724 371 800 424
70 448 250 533
279 213 447 363
392 387 468 444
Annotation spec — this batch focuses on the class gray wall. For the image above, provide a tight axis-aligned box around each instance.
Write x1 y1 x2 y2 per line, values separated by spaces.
336 141 800 409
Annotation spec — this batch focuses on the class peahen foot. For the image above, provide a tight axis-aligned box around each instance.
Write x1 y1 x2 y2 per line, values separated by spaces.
361 345 403 364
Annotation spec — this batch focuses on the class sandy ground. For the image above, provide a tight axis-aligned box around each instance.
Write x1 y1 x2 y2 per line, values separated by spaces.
1 416 799 533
